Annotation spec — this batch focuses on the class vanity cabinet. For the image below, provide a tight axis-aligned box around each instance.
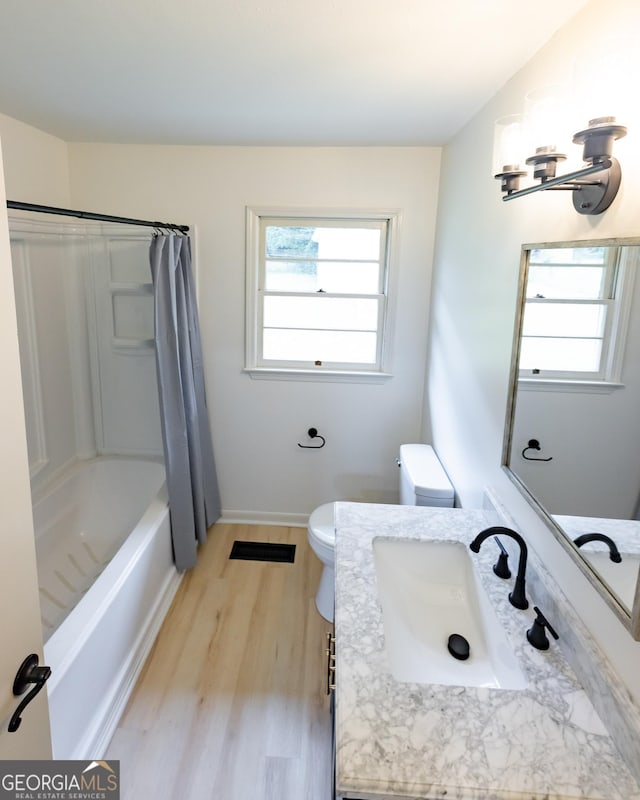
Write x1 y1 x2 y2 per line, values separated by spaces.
325 629 336 800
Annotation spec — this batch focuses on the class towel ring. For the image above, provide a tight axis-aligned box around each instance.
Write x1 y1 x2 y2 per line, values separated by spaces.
298 427 326 449
522 438 552 462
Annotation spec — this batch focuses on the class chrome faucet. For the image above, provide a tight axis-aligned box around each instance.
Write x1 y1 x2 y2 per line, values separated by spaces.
573 532 622 563
469 526 529 610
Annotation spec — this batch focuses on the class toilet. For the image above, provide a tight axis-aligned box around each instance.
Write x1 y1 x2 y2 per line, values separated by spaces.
307 443 454 621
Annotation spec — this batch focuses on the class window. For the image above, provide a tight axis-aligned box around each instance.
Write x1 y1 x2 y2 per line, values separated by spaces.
245 208 396 380
519 245 635 386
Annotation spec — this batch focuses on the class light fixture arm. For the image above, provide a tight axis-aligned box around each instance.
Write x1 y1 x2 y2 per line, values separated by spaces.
502 158 621 215
502 159 611 198
495 117 627 215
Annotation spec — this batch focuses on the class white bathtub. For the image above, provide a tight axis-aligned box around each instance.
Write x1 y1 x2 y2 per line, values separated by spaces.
33 457 181 759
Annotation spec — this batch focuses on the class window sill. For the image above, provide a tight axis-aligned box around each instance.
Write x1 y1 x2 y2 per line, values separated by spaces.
243 367 394 384
518 378 625 394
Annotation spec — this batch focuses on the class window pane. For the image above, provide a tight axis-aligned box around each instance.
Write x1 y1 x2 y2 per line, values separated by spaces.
264 296 378 331
263 329 377 363
265 260 380 294
316 261 380 294
520 337 602 372
265 225 381 261
529 247 608 265
312 227 381 260
522 303 606 338
265 261 318 292
265 227 319 259
527 266 606 299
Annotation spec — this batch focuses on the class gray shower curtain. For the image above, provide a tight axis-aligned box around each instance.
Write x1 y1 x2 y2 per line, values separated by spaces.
150 234 221 570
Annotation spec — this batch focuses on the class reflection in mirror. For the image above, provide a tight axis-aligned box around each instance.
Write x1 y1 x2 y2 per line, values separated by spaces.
503 239 640 637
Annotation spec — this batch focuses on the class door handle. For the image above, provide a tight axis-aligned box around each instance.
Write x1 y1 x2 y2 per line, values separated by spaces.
8 654 51 733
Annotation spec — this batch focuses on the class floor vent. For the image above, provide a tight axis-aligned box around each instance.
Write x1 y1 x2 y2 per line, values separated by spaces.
229 541 296 563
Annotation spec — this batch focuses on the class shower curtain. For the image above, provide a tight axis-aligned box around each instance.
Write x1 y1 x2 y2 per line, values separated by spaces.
150 234 221 570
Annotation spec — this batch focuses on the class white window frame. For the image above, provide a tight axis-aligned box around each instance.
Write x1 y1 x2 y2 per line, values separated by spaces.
518 243 638 394
244 207 398 382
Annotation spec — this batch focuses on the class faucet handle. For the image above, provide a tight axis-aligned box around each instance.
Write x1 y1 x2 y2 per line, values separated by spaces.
527 606 559 650
492 536 511 579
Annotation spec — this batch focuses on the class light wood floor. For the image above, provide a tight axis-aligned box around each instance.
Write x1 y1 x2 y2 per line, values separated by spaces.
105 523 333 799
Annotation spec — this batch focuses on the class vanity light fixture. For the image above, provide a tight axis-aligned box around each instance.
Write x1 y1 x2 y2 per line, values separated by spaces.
494 116 627 215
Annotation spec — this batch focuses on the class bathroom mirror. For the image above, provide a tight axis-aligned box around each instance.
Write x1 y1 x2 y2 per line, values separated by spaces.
502 237 640 639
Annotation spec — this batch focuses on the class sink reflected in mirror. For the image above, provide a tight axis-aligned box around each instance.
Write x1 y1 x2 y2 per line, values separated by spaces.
372 538 527 690
580 552 640 610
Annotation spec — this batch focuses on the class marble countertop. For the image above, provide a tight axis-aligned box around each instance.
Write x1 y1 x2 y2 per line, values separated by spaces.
334 502 640 800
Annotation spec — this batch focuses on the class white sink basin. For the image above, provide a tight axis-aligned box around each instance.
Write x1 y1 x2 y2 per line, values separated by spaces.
373 537 527 690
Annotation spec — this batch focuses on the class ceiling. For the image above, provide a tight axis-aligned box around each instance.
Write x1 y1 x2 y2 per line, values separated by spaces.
0 0 589 146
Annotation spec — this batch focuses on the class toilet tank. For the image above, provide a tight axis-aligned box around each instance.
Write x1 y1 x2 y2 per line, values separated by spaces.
398 444 454 507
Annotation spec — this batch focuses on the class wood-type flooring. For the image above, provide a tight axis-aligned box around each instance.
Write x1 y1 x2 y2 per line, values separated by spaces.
105 523 333 799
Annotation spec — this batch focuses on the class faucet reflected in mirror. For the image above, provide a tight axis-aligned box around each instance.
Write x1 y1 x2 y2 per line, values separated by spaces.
574 533 622 563
503 238 640 639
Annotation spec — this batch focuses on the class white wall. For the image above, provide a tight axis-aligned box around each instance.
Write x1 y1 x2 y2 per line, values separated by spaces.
67 145 441 520
0 113 70 204
427 0 640 702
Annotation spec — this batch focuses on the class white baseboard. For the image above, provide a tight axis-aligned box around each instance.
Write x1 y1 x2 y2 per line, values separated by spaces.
220 509 309 528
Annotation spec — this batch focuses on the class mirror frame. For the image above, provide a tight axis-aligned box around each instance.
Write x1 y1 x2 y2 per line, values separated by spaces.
502 237 640 640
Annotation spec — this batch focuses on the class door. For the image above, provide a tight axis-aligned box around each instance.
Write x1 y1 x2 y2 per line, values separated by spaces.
0 140 52 758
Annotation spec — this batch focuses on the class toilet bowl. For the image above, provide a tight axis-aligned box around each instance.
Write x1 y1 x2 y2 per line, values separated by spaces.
307 444 454 622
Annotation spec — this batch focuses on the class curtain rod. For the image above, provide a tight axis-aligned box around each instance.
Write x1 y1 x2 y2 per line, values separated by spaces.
6 200 189 233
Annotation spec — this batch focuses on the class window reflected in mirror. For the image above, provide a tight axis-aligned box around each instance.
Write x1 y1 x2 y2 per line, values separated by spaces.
503 239 640 637
520 246 632 382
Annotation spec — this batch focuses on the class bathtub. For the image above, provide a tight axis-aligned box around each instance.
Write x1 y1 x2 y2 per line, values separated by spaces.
33 457 181 759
